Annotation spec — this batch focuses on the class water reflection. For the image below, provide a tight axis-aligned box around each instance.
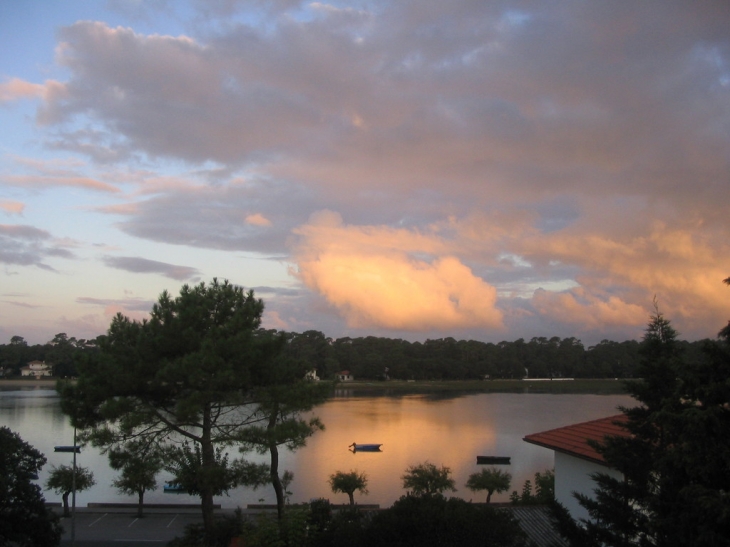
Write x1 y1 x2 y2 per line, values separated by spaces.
0 388 632 508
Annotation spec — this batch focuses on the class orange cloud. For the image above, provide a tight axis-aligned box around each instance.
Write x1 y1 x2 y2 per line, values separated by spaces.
292 211 503 330
520 221 730 334
245 213 272 227
532 287 646 329
0 200 25 215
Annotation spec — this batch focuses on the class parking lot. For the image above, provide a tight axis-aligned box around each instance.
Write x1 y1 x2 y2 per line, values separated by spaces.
56 507 233 546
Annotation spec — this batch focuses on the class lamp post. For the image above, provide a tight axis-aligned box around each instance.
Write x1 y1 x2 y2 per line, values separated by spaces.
54 427 80 547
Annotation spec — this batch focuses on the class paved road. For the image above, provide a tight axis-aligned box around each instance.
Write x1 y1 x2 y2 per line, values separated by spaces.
55 507 235 547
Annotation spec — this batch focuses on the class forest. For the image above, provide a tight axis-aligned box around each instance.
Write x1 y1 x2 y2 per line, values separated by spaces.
0 329 713 381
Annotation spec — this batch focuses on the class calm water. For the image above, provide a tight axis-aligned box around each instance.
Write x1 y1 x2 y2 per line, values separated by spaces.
0 386 632 507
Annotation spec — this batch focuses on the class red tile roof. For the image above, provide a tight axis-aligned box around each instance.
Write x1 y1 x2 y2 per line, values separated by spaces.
523 414 629 465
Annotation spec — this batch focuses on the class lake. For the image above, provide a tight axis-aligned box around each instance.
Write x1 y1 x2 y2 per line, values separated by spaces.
0 385 632 507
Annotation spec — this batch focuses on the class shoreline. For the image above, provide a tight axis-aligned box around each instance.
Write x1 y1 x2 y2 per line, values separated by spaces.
0 378 60 388
334 378 628 394
0 377 628 394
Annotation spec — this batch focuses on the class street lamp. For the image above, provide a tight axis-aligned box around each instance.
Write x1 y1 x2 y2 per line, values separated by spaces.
55 427 81 547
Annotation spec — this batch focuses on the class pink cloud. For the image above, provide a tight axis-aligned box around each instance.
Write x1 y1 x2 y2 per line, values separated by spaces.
0 78 66 110
532 287 646 329
4 174 119 193
0 78 45 102
0 201 25 215
245 213 272 227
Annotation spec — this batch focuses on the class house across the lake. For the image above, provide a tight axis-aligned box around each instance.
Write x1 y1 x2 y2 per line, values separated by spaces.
336 370 353 382
523 414 628 522
20 360 53 378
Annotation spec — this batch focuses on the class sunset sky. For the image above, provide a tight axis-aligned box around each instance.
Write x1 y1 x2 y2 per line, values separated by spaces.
1 0 729 346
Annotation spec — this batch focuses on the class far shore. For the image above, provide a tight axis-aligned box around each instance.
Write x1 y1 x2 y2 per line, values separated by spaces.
1 377 629 394
0 378 60 388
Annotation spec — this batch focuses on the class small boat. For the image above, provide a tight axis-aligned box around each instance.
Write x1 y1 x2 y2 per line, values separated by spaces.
349 443 383 452
476 456 511 465
164 483 185 493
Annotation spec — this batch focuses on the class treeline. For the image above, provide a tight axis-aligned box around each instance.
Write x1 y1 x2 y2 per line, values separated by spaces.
0 333 96 378
278 331 715 380
0 330 713 381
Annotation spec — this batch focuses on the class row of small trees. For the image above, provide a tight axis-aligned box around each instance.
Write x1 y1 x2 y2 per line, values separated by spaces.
43 461 521 521
174 464 533 547
330 463 550 506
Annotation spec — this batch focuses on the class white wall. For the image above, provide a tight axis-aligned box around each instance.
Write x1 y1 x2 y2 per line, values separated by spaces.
555 451 623 522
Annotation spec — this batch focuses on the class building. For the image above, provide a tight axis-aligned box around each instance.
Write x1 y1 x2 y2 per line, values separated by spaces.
20 360 53 378
336 370 353 382
523 414 628 522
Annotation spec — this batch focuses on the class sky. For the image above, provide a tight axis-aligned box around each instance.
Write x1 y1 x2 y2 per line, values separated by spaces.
1 0 729 347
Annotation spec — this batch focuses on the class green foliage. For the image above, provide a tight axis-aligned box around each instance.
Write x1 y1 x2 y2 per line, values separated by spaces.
239 374 330 519
575 298 730 547
0 327 663 382
244 506 311 547
109 440 163 517
45 464 95 517
165 442 243 497
60 279 329 543
329 470 368 505
510 469 554 505
62 280 278 537
168 508 251 547
0 427 62 547
401 461 456 496
364 494 528 547
465 467 511 503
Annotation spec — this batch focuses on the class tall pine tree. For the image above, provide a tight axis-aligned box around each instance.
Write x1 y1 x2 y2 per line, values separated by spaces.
574 292 730 547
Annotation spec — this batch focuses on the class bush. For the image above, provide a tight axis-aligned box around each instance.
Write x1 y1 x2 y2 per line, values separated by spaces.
364 494 528 547
167 508 250 547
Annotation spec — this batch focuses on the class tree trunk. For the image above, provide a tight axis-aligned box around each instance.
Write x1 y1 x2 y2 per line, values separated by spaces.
348 492 355 505
270 443 285 520
62 491 70 517
486 491 492 504
137 489 145 518
200 404 217 546
268 401 286 520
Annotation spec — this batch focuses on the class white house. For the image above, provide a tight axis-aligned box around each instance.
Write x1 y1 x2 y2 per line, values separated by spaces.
523 414 628 522
20 360 53 378
336 370 353 382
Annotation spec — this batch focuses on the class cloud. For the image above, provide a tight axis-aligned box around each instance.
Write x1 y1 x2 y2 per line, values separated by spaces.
103 256 201 280
4 174 120 193
245 213 272 227
0 224 75 270
3 1 729 344
0 78 47 102
107 178 318 254
532 287 646 330
516 220 730 338
2 300 42 309
0 200 25 215
76 295 155 323
292 211 503 331
4 156 121 192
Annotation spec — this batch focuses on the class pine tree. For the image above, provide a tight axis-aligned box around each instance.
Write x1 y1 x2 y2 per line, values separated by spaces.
575 294 730 546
